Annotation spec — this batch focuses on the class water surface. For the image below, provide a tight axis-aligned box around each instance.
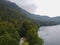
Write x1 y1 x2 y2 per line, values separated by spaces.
38 25 60 45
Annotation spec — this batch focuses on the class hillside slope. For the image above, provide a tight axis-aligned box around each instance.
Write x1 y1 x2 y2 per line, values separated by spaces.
0 0 60 26
0 0 43 45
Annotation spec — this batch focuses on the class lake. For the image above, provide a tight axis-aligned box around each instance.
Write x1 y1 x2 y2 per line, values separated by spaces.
38 25 60 45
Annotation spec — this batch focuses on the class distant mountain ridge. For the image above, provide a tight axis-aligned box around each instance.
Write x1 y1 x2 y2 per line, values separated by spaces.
50 16 60 24
0 0 60 26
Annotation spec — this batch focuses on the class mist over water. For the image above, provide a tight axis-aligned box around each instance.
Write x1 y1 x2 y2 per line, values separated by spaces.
38 25 60 45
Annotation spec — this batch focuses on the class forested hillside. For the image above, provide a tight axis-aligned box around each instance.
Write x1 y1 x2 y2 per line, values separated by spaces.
0 0 43 45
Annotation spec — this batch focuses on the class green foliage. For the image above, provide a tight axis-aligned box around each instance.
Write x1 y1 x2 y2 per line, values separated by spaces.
0 22 20 45
0 21 43 45
22 42 29 45
26 23 43 45
0 2 43 45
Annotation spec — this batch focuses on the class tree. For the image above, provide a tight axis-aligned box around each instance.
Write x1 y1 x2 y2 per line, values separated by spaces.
0 22 20 45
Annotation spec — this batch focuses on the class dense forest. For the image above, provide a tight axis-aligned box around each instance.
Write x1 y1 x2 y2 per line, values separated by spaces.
0 0 43 45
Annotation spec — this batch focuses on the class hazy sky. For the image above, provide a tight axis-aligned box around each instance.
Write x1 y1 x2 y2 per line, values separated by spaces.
9 0 60 17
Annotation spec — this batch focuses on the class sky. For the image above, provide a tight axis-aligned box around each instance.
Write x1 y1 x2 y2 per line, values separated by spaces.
9 0 60 17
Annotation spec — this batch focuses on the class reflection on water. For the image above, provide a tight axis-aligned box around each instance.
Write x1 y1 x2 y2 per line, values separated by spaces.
38 25 60 45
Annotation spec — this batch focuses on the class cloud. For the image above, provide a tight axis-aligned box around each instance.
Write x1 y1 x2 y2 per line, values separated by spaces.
9 0 37 13
20 4 37 13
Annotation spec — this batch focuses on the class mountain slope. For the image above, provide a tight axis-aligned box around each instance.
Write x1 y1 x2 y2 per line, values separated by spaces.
50 16 60 24
0 0 43 45
0 0 59 26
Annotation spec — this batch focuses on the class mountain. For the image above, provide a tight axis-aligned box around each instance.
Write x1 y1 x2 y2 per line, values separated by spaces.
51 16 60 23
0 0 60 45
0 0 31 21
0 0 43 45
0 0 60 26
